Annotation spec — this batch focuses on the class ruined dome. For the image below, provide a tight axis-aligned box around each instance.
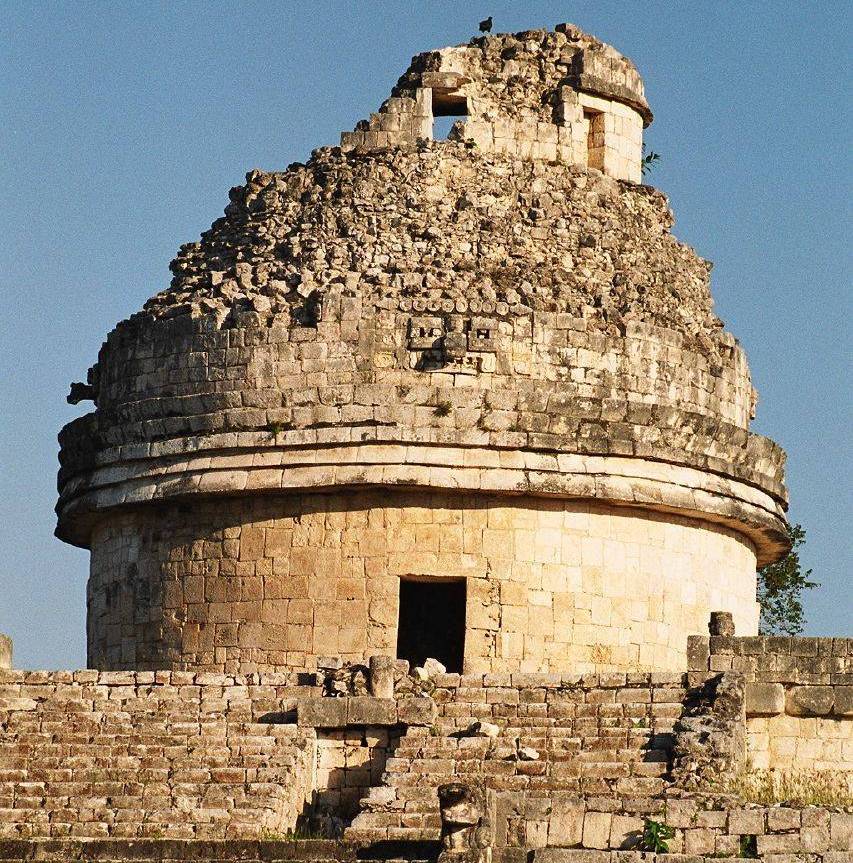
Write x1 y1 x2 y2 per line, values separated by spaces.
58 25 788 675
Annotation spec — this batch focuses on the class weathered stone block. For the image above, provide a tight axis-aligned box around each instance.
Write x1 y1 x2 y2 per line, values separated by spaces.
830 812 853 850
297 696 348 727
664 798 697 829
786 685 834 716
684 827 715 855
709 611 736 636
0 634 11 670
609 814 643 849
728 808 766 835
833 685 853 716
767 807 801 832
347 696 397 725
745 682 785 715
397 696 437 726
581 812 611 849
757 832 803 854
547 798 584 847
369 655 395 699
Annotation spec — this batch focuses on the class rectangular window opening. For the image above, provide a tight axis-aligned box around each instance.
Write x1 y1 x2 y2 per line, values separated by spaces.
396 578 466 673
431 89 468 141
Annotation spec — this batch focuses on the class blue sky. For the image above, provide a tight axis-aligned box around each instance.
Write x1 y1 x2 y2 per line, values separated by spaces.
1 2 850 668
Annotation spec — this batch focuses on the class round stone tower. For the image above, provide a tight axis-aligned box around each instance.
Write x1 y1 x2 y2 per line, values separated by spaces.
57 24 789 675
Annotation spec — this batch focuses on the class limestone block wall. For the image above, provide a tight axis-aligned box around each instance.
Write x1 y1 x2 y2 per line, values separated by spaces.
89 300 757 440
347 671 690 844
688 635 853 776
0 839 357 862
345 670 852 857
87 490 758 674
748 715 852 774
0 842 850 863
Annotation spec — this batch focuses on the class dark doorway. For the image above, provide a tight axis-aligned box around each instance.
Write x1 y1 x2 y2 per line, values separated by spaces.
396 579 466 673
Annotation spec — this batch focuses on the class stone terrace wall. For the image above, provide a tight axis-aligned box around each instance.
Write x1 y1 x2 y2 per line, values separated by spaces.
343 670 852 858
506 799 853 859
0 671 317 840
0 843 851 863
0 839 355 863
688 635 853 776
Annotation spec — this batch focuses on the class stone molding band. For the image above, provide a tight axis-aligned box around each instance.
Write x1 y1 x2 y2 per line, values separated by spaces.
56 440 788 563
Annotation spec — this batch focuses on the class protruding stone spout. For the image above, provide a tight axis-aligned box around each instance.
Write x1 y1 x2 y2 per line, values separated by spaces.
67 381 95 404
438 781 490 863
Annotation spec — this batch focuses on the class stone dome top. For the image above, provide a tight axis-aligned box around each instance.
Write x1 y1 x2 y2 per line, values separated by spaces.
58 25 789 567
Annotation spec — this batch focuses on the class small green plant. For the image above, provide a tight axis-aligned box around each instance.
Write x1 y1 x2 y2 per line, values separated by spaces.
641 144 661 176
641 817 675 853
260 827 286 841
267 421 286 436
281 823 329 841
433 400 452 417
739 834 758 859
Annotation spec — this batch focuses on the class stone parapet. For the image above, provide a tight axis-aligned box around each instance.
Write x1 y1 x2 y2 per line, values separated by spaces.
297 695 436 728
687 635 853 685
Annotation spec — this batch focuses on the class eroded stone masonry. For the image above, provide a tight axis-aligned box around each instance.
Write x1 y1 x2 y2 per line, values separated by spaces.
1 22 848 863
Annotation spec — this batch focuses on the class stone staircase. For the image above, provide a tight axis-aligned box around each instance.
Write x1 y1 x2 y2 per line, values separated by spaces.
346 672 684 843
0 671 314 839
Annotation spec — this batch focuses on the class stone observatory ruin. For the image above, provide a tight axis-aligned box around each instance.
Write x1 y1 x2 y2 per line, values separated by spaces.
2 22 846 862
57 24 789 678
